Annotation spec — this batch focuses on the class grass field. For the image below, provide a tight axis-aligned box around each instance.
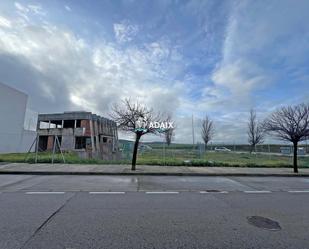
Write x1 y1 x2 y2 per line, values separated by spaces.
137 149 309 167
0 148 308 168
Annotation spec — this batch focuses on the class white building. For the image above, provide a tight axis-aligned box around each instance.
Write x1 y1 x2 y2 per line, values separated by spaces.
0 82 37 153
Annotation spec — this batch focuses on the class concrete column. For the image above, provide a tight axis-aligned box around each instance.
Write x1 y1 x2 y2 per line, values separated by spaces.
95 121 100 154
61 120 64 128
36 119 40 131
35 120 40 153
89 119 95 151
99 120 102 133
74 120 77 128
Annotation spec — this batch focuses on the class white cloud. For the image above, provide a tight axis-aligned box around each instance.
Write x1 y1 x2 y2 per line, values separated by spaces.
113 20 139 43
27 4 46 16
212 59 269 98
14 2 29 13
65 5 72 12
208 0 309 107
0 10 186 123
14 2 46 20
0 16 11 28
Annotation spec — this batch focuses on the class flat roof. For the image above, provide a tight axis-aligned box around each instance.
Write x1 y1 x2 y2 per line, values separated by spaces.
38 111 115 124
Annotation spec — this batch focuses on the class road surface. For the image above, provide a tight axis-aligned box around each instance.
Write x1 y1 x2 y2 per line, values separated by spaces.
0 175 309 249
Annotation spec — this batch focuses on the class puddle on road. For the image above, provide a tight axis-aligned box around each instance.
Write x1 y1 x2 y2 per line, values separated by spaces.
247 216 281 231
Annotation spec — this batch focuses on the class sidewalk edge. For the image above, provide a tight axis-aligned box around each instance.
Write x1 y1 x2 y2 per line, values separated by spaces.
0 171 308 177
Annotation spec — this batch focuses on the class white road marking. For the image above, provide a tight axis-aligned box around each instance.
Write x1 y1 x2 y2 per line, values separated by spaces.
146 191 179 194
288 190 309 193
199 191 228 194
26 192 65 194
244 191 271 193
89 192 125 194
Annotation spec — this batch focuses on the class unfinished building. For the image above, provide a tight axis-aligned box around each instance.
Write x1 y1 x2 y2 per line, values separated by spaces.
37 112 119 160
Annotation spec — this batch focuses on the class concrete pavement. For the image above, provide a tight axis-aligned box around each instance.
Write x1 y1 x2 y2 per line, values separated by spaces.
1 175 309 249
0 163 309 176
1 174 309 192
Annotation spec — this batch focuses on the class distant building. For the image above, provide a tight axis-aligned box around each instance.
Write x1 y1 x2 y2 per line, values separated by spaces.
0 82 37 153
37 112 119 160
280 146 306 155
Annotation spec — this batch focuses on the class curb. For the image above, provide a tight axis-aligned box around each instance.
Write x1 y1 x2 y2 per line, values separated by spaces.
0 171 308 177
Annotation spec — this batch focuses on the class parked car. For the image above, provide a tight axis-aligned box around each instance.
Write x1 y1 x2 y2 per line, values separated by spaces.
138 144 153 151
214 147 231 152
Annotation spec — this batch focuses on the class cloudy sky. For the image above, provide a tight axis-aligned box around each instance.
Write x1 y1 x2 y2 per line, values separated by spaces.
0 0 308 143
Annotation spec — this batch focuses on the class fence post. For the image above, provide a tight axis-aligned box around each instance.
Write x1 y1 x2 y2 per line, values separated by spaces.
35 134 39 163
51 136 56 164
268 144 271 160
163 141 166 166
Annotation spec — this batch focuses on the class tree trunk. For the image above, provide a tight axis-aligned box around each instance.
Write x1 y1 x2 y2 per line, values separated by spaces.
293 141 298 173
131 134 141 171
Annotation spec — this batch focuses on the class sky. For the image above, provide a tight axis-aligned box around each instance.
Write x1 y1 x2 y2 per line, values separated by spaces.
0 0 308 143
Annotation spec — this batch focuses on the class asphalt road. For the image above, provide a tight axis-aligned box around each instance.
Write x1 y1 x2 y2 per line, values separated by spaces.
1 175 309 249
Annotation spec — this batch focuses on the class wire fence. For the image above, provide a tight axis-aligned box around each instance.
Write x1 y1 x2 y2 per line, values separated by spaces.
120 142 309 167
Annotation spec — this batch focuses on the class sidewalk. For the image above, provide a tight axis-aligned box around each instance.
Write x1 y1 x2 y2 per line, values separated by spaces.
0 163 308 176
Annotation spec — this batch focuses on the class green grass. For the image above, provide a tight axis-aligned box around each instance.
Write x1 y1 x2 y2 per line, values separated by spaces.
137 149 309 168
0 152 129 165
0 149 308 168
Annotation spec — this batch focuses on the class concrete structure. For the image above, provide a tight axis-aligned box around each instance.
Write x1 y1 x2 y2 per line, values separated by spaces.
0 82 37 153
37 112 119 160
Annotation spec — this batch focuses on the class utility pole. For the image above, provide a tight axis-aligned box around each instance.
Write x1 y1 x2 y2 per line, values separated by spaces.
192 114 195 149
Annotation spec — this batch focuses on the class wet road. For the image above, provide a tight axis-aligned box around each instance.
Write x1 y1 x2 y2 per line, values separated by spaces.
0 175 309 249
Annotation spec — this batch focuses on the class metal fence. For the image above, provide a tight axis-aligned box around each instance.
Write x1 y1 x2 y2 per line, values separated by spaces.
119 142 309 166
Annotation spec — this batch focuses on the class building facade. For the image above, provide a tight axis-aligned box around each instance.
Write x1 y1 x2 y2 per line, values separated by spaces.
0 82 37 153
37 112 119 160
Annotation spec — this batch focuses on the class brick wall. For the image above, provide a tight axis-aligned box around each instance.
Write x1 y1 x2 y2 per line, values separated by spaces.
47 136 54 151
81 120 91 136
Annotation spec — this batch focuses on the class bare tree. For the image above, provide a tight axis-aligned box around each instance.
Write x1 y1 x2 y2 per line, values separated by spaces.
247 109 264 153
111 99 165 170
201 115 214 150
263 103 309 173
164 114 175 146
